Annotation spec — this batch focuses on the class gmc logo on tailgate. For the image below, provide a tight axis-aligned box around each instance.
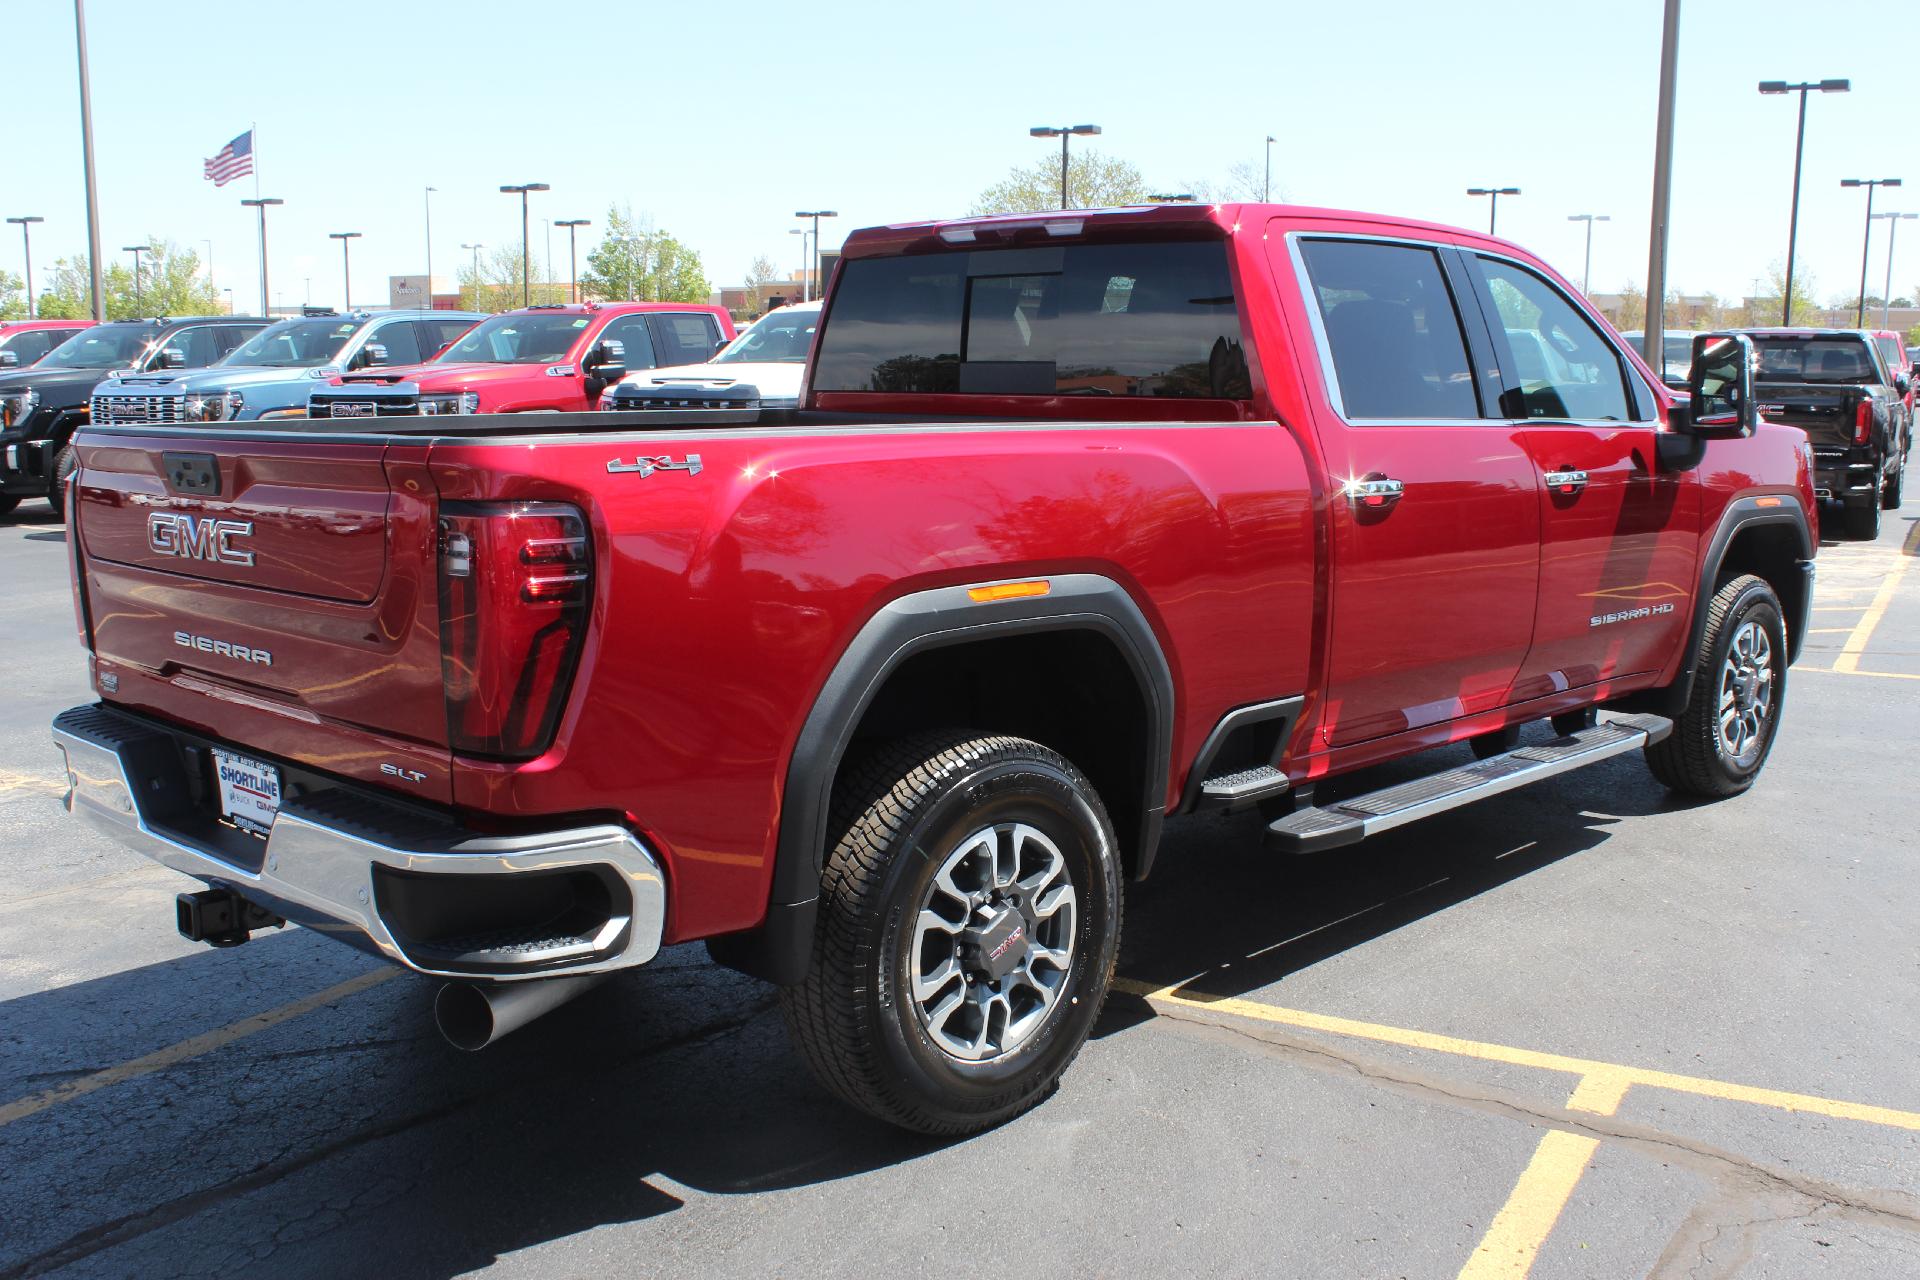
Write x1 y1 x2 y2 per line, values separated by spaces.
147 513 255 567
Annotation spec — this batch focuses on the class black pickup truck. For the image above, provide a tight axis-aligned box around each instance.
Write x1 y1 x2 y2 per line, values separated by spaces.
1742 329 1911 539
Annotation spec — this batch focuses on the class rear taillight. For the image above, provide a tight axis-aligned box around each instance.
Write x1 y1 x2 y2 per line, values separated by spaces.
436 501 592 760
1854 400 1872 444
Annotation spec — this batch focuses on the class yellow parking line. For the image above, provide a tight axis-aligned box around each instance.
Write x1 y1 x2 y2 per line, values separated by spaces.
1804 627 1853 633
1456 1129 1600 1279
1797 665 1920 681
1833 523 1917 673
0 968 399 1128
1116 980 1920 1131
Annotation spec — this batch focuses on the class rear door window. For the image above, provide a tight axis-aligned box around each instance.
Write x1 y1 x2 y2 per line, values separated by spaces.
423 318 474 355
1296 238 1481 420
811 240 1250 399
153 326 218 369
1470 257 1631 421
2 331 56 365
649 313 722 365
367 320 422 366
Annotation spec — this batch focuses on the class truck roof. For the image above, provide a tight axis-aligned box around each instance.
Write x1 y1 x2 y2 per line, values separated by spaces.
841 201 1525 259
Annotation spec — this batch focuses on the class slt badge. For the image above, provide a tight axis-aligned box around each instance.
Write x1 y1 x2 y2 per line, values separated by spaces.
607 454 702 478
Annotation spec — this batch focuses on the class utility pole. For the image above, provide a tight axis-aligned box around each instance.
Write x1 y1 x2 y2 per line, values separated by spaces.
1759 77 1850 325
498 183 549 307
73 0 105 321
1841 178 1902 327
794 211 837 300
1029 125 1101 209
6 217 43 318
424 187 436 307
240 198 283 317
1644 0 1681 372
556 219 589 303
461 242 484 308
1871 211 1916 328
329 231 361 310
1567 214 1610 295
1264 135 1275 202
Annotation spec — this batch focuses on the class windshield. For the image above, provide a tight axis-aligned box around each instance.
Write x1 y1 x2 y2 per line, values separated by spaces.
222 317 360 368
436 312 590 365
1752 336 1878 384
714 309 818 364
40 323 159 370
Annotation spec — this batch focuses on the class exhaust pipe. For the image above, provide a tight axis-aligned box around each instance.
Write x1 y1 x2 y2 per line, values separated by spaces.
435 973 610 1051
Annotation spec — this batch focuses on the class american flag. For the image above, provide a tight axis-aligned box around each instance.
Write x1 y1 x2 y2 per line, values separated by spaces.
203 131 254 187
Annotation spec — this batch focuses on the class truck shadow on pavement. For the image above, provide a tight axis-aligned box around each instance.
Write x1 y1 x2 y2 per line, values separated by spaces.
0 736 1710 1279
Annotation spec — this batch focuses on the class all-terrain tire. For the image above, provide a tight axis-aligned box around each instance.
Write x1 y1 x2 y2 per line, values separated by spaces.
779 730 1123 1135
48 444 76 523
1644 574 1786 798
1883 463 1904 511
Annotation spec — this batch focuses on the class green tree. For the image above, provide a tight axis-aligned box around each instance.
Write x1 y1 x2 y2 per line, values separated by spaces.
1759 261 1821 325
579 204 711 304
0 268 24 320
971 148 1151 214
457 245 565 312
1184 159 1281 205
33 241 218 321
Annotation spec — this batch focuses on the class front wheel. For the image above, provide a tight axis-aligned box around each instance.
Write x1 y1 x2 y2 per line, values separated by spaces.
1644 574 1786 798
780 731 1122 1135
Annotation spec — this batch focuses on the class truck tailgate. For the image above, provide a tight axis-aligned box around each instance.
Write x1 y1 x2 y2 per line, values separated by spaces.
1755 382 1855 448
74 431 452 799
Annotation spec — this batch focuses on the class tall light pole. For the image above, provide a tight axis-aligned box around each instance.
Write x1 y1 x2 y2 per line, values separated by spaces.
555 219 589 303
122 244 147 311
1759 78 1850 325
329 231 361 310
1871 211 1916 328
499 183 549 307
1567 214 1611 295
423 187 437 306
1841 178 1901 328
1466 186 1521 235
794 210 837 300
461 242 485 308
1264 135 1275 202
789 227 813 301
73 0 104 321
1029 125 1101 209
6 217 43 318
1644 0 1680 370
240 197 283 317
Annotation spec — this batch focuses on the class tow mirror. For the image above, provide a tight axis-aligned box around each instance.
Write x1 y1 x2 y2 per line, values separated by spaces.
359 342 389 369
1897 373 1912 396
588 338 626 382
0 351 16 369
160 347 188 369
1677 333 1757 438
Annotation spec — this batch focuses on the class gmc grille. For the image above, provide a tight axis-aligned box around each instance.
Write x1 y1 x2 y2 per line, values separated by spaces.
308 396 421 418
91 393 185 424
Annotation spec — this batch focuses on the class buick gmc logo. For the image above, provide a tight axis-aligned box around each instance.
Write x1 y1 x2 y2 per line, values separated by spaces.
147 513 255 567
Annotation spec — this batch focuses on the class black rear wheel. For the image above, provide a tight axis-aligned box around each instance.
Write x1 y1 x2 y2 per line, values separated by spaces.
1883 463 1904 511
48 444 76 523
1841 494 1880 540
780 730 1122 1135
1645 574 1786 798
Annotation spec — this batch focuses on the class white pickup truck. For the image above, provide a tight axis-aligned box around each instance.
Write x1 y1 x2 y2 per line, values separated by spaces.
602 301 819 410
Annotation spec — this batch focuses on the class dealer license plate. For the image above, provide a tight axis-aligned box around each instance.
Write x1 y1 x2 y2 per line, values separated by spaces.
211 748 281 836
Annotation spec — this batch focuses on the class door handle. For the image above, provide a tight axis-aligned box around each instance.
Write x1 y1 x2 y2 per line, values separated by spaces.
1544 468 1589 495
1345 475 1404 508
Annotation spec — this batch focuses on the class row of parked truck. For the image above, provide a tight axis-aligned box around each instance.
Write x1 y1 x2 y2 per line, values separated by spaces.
0 298 828 517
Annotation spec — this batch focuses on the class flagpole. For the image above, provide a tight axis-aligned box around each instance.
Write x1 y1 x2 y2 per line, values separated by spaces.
252 120 259 201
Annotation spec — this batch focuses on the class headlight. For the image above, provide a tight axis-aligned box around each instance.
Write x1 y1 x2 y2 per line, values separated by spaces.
1 390 39 430
183 390 244 422
419 392 480 416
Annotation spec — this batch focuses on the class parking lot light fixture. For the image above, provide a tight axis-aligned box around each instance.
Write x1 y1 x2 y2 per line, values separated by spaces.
328 232 362 311
1841 179 1902 328
1030 125 1102 209
556 219 590 303
7 216 44 317
1466 187 1521 236
1870 211 1916 328
240 198 283 318
1760 78 1850 325
1566 214 1611 294
499 184 550 307
794 211 837 300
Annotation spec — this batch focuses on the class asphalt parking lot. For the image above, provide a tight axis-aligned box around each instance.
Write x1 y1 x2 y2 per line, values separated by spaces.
3 495 1917 1280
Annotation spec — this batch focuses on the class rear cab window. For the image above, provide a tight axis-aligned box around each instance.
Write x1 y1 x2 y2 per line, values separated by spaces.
1751 335 1879 383
811 240 1250 401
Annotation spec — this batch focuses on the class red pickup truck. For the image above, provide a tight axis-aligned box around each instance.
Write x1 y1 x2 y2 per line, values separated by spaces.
52 203 1815 1136
305 301 733 417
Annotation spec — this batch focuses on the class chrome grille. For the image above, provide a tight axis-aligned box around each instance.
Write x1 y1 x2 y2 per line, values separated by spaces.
91 393 186 425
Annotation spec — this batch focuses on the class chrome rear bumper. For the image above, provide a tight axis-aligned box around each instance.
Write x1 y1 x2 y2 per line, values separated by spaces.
52 704 666 981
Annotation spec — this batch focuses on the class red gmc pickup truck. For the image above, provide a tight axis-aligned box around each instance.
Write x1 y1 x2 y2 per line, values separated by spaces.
304 301 734 418
52 203 1815 1136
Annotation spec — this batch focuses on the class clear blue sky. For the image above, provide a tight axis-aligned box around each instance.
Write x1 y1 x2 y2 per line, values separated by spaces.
6 0 1912 314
